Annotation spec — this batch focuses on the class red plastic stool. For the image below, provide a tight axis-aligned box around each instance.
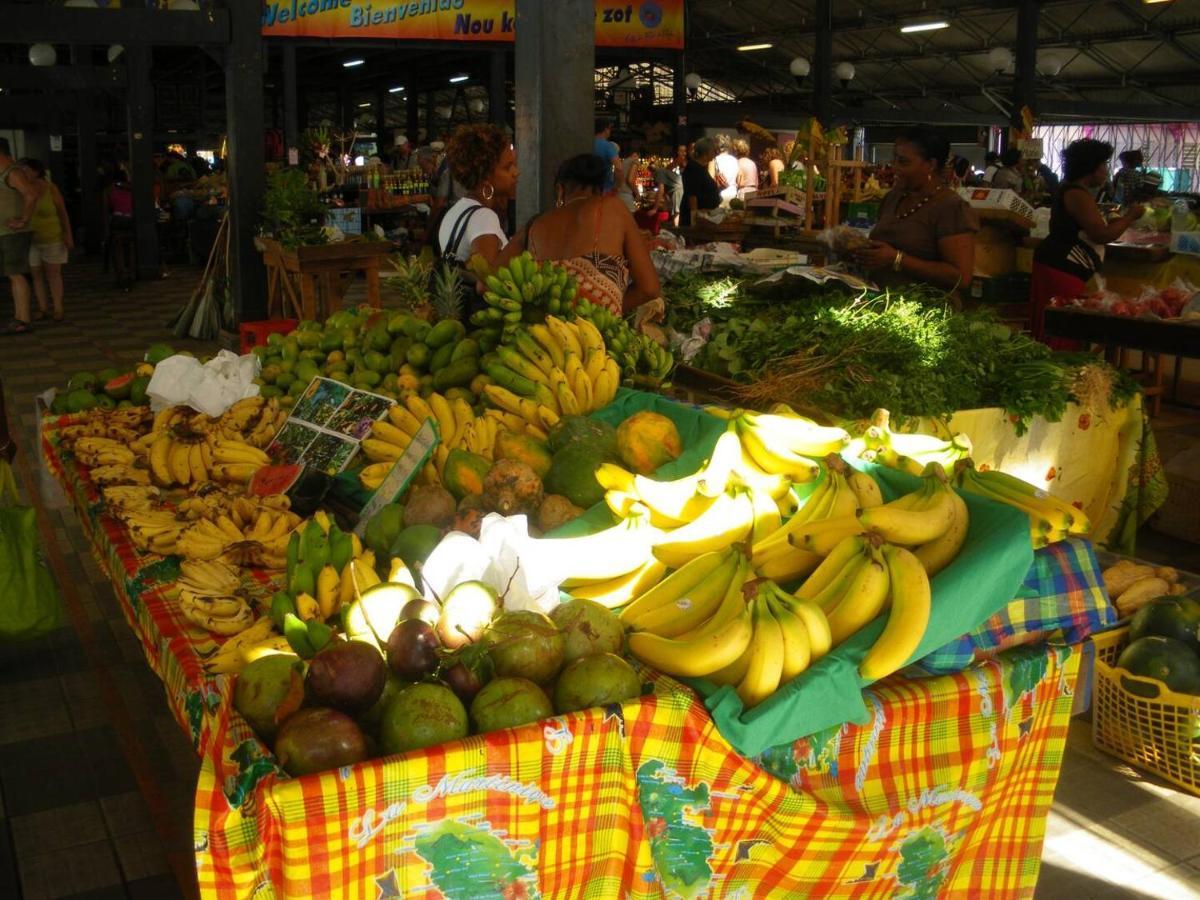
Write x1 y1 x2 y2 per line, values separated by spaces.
239 319 298 355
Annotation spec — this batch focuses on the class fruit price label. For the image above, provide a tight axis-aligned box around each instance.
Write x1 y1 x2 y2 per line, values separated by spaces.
354 418 439 535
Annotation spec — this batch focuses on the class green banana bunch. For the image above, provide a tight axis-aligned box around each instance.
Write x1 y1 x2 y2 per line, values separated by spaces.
328 524 354 572
470 252 578 341
270 590 298 631
282 612 334 659
572 298 674 382
301 520 330 573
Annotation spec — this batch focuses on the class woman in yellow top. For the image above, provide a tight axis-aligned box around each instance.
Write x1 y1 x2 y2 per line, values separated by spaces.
21 158 73 323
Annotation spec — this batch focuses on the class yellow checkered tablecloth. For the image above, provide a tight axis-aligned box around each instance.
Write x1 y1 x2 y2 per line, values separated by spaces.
44 417 1079 899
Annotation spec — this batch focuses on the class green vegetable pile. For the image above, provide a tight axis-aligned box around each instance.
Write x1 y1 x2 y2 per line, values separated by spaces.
665 274 1137 433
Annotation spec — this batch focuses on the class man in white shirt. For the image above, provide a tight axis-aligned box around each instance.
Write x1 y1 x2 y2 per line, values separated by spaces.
712 134 739 205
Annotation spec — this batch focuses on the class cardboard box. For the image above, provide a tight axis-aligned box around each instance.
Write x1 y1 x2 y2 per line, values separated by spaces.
1015 246 1034 274
968 273 1031 304
974 224 1018 277
957 188 1036 230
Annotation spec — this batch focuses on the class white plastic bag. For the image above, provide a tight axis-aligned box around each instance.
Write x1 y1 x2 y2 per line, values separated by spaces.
146 350 261 417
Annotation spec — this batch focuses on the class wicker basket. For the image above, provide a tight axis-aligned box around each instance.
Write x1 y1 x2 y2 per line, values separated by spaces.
1091 626 1200 796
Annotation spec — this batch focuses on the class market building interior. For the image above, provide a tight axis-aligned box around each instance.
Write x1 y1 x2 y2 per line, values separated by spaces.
1 1 1199 898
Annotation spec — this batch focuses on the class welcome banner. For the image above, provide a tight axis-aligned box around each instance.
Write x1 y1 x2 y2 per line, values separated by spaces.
262 0 686 50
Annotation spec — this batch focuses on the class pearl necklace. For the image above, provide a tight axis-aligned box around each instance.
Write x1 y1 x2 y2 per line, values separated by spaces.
894 185 945 220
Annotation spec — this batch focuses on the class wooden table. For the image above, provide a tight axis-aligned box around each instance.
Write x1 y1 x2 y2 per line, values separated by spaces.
255 237 393 320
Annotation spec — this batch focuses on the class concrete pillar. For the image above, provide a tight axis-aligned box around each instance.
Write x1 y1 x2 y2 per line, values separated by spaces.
672 55 686 148
125 43 159 281
282 44 299 157
813 0 833 127
489 50 507 128
514 0 593 224
1012 0 1039 132
225 0 267 322
76 97 100 253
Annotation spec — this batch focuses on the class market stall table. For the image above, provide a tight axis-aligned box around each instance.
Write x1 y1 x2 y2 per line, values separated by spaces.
256 237 391 320
1043 307 1200 404
40 412 1105 899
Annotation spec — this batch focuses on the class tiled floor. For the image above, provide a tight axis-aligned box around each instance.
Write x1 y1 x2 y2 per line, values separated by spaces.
2 258 1198 898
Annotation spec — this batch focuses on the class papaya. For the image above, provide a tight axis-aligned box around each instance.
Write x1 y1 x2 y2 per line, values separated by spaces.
615 411 682 475
1117 635 1200 698
450 339 479 363
443 449 492 501
493 431 553 479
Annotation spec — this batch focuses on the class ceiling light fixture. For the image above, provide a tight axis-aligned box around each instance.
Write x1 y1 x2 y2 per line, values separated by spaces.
737 43 773 51
449 74 469 83
358 102 371 108
900 21 949 34
388 85 405 93
343 59 365 68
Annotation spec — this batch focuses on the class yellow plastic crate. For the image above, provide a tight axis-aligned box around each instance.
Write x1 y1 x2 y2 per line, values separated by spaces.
1091 626 1200 796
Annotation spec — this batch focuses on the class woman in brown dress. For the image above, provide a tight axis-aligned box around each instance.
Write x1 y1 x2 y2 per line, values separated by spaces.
855 127 977 293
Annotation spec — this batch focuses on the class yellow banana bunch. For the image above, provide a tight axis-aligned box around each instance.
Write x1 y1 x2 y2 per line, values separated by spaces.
859 544 932 682
596 428 744 528
178 588 256 635
736 409 850 459
101 484 160 514
216 396 286 448
652 487 756 569
530 505 663 587
954 459 1087 548
74 436 137 468
620 548 742 635
567 558 668 609
853 463 958 544
203 631 292 676
89 464 152 487
626 555 754 678
796 535 892 648
178 558 241 596
751 454 859 574
122 508 189 555
862 408 972 478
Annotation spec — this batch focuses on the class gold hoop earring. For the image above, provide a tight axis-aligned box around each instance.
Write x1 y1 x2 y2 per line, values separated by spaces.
481 183 495 201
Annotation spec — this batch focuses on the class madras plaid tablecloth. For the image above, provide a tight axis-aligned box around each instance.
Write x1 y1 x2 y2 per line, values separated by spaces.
43 418 1081 899
919 538 1117 675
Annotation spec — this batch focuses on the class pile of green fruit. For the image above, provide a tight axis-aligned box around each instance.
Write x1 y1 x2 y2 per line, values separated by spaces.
48 344 170 415
234 576 644 777
254 308 489 407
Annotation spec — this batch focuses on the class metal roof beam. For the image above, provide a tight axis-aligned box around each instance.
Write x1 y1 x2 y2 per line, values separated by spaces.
3 6 229 46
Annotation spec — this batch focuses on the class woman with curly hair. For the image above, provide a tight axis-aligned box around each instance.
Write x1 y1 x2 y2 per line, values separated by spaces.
760 147 785 189
436 124 519 269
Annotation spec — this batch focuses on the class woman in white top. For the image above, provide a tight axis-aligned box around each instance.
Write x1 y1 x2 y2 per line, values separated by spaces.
712 134 740 206
436 124 519 268
615 145 641 212
733 138 759 200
